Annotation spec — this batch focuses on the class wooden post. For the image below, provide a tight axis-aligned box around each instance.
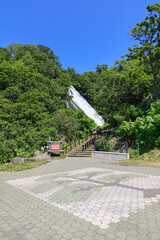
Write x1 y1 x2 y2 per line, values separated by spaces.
125 142 128 153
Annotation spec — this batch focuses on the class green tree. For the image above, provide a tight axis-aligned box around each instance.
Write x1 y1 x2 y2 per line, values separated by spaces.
94 59 152 118
95 64 108 73
127 3 160 99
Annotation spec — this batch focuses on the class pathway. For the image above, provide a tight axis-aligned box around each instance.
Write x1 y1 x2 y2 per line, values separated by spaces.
0 157 160 239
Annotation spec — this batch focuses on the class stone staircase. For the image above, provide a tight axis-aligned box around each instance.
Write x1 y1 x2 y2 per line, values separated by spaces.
65 131 108 158
67 144 94 157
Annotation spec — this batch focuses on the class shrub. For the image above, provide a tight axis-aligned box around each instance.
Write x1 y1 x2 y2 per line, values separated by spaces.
117 100 160 152
96 136 115 152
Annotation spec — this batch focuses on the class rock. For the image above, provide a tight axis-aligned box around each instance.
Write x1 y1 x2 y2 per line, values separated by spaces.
35 154 51 161
34 151 51 161
12 157 24 165
24 158 35 162
34 150 42 157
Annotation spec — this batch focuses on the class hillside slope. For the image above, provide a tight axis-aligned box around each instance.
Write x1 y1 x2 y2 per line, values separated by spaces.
0 44 95 163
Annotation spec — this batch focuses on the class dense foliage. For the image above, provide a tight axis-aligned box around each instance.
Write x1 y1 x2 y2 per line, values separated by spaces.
0 3 159 163
117 100 160 152
0 44 95 163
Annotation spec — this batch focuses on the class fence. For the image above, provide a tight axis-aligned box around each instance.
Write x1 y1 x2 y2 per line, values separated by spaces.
64 133 97 154
63 126 107 154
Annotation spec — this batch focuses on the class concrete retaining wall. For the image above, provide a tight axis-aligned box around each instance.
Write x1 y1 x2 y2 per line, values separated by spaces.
92 151 129 160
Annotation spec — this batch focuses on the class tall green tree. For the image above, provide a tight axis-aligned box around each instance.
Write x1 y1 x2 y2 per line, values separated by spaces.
95 64 108 73
127 3 160 99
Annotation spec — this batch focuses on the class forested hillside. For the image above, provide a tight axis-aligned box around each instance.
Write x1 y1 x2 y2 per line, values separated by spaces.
0 3 159 163
0 44 96 163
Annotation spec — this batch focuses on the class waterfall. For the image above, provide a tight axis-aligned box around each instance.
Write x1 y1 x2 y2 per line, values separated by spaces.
68 86 105 126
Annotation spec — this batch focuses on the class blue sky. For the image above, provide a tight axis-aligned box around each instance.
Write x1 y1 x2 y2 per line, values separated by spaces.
0 0 157 73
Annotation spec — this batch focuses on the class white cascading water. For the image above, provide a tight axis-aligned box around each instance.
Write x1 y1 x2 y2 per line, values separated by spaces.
69 86 105 126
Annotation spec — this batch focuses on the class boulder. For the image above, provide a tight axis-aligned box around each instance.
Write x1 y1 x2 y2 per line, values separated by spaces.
24 158 35 162
34 151 51 161
34 150 42 157
12 157 24 165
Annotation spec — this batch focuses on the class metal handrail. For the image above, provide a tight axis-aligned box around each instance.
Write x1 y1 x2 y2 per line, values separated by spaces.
63 127 109 154
64 133 93 154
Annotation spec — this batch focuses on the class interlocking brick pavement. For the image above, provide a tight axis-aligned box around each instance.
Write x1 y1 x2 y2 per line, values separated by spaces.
0 157 160 239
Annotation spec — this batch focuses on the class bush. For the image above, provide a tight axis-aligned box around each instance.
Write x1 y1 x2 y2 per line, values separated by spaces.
155 136 160 148
129 149 140 158
0 155 8 164
96 136 115 152
117 100 160 152
15 148 33 158
108 105 144 127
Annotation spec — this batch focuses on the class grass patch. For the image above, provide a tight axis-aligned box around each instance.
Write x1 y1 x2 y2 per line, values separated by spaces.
0 159 49 172
120 148 160 167
53 155 66 160
0 154 67 173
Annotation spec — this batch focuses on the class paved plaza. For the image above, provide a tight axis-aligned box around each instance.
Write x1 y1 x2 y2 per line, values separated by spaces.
1 157 160 240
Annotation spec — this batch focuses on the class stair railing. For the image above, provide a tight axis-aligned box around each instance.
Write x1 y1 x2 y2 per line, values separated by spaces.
64 133 93 154
63 127 109 154
82 135 101 152
119 142 128 153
